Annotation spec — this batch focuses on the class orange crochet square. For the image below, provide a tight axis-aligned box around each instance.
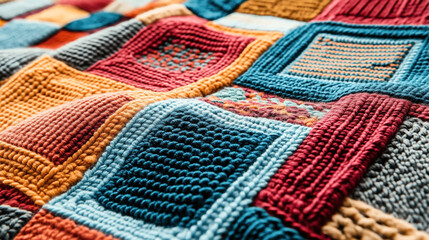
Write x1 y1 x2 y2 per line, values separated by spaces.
236 0 333 21
33 30 88 49
26 4 89 26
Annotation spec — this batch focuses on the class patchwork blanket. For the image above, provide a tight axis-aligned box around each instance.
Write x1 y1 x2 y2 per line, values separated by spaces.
0 0 428 239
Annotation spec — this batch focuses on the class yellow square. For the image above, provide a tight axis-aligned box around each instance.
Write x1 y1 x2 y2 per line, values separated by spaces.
26 4 89 26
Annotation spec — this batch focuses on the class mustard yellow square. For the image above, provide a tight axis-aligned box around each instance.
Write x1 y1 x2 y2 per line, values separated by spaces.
26 4 89 26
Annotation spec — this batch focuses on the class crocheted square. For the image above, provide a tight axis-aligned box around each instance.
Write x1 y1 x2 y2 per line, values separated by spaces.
253 93 411 238
87 16 281 94
0 0 53 20
57 0 114 12
350 104 429 231
200 85 333 127
314 0 429 25
26 4 90 26
214 12 305 33
236 0 332 21
33 30 89 49
0 19 59 50
235 22 429 103
41 99 309 239
184 0 245 20
64 11 122 32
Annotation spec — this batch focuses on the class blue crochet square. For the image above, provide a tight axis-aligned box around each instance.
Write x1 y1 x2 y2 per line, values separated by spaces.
44 99 309 240
0 19 59 49
235 22 429 103
95 105 275 227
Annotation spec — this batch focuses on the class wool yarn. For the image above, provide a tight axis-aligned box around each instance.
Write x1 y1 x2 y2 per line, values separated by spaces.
33 30 89 49
235 21 429 102
15 210 118 240
200 85 333 127
0 183 39 213
0 205 33 240
214 12 305 33
254 93 410 239
124 0 186 18
184 0 245 20
0 19 59 50
103 0 154 14
64 11 122 32
236 0 332 21
314 0 429 25
54 18 144 70
0 56 140 131
26 4 90 26
0 47 52 82
86 16 281 93
0 0 53 20
1 1 429 240
57 0 114 13
23 99 309 240
323 198 429 240
351 113 429 231
225 207 304 240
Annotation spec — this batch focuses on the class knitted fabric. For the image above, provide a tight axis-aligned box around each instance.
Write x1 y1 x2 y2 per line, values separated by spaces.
314 0 429 25
351 109 429 231
253 93 410 239
26 4 90 26
54 18 144 70
0 56 140 131
0 184 39 213
0 0 53 20
15 210 118 240
2 2 429 240
0 19 59 50
235 21 429 103
64 11 123 32
225 207 304 240
200 85 333 127
33 30 89 49
0 48 52 82
0 205 33 240
323 198 429 240
214 12 305 33
33 99 309 239
184 0 246 20
57 0 114 12
236 0 332 21
86 16 281 93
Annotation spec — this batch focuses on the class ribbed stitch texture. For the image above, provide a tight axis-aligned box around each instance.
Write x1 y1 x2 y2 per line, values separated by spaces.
314 0 429 25
0 205 33 240
235 21 429 103
39 99 309 240
254 93 410 239
236 0 332 21
54 18 144 70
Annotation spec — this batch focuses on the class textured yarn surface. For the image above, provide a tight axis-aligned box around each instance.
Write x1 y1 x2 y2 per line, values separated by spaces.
0 1 429 240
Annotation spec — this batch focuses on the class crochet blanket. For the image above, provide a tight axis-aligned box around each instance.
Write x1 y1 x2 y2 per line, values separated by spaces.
0 0 428 239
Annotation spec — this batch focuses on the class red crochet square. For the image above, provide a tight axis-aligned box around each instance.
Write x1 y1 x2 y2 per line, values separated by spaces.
314 0 429 25
86 16 254 92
